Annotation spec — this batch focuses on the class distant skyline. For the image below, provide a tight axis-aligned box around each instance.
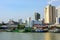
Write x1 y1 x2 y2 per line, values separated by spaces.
0 0 60 22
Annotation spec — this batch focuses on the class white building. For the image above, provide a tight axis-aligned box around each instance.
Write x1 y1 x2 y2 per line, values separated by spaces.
56 6 60 24
18 19 22 25
57 6 60 17
25 16 42 27
25 20 28 27
30 20 42 27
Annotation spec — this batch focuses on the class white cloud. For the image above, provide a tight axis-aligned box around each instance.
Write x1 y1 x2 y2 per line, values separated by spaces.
48 0 60 4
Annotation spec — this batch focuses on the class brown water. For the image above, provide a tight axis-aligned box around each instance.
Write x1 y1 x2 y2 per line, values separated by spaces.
0 32 60 40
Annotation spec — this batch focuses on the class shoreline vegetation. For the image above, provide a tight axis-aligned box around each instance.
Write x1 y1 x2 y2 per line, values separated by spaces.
0 23 60 33
0 28 59 33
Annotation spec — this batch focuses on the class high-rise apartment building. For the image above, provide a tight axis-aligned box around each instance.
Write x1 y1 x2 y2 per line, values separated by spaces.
56 6 60 24
57 6 60 18
34 13 40 21
29 17 31 27
44 4 56 24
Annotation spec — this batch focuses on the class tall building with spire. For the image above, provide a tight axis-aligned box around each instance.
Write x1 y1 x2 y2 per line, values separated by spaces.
44 4 56 24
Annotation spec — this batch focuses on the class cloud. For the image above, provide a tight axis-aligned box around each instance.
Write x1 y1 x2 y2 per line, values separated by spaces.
48 0 60 4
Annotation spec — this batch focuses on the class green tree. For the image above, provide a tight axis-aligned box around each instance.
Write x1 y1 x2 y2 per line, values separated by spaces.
24 27 32 32
17 24 25 29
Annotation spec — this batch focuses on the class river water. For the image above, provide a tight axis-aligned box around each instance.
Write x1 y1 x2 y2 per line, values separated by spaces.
0 32 60 40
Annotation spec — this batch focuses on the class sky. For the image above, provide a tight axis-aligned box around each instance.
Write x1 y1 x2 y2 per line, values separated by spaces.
0 0 60 22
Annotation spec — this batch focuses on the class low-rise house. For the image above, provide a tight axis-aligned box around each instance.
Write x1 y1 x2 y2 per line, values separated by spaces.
9 25 17 27
0 25 8 29
33 24 48 32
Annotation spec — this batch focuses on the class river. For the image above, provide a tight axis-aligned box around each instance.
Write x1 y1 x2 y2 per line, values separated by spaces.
0 32 60 40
